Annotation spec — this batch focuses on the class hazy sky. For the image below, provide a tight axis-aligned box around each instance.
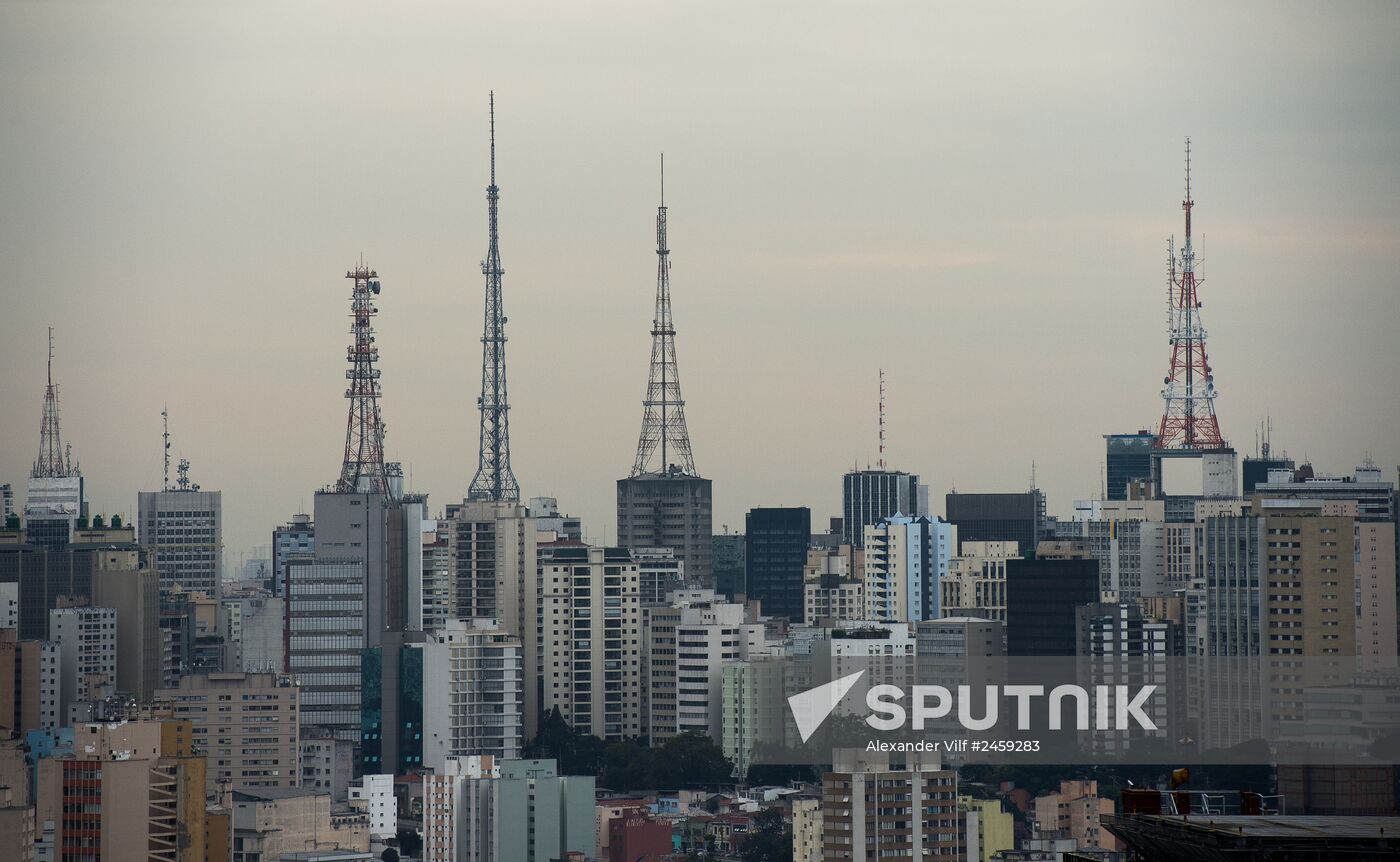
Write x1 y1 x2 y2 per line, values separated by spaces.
2 1 1398 564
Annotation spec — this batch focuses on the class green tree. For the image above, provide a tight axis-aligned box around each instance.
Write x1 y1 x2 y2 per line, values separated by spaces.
380 849 400 862
739 808 792 862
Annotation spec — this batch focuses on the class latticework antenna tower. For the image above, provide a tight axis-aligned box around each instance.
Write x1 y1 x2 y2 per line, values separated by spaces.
336 263 391 495
631 154 698 477
32 326 77 479
1155 139 1226 450
468 92 521 502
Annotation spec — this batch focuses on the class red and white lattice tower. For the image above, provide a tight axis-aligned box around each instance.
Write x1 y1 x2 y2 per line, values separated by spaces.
336 264 391 495
1155 139 1226 450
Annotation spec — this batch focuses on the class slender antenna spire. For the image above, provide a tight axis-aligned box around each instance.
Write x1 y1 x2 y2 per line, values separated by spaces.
877 369 886 470
162 406 171 491
631 154 698 477
469 91 520 501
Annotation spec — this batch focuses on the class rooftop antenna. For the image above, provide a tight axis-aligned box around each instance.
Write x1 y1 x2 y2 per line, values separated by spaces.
877 369 886 470
1030 460 1037 492
162 406 172 490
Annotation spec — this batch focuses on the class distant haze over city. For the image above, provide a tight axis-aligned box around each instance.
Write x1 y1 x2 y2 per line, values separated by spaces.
2 1 1397 561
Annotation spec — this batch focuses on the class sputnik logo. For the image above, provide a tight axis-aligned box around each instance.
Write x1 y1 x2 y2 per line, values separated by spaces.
788 670 866 743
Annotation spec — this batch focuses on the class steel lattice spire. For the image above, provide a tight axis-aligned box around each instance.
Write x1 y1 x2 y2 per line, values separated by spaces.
32 326 77 479
631 155 698 477
337 263 392 495
1155 138 1226 450
468 92 520 502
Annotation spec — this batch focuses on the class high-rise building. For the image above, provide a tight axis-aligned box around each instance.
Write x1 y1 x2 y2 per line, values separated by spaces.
219 588 285 673
938 541 1018 623
1031 779 1117 854
616 476 713 586
91 563 161 701
633 546 685 607
299 732 354 802
349 773 397 839
792 796 822 862
286 558 364 741
805 574 865 626
862 515 953 623
49 606 116 722
1005 553 1099 656
0 525 137 640
540 546 642 740
271 513 314 597
527 497 582 542
915 617 1005 659
423 756 596 862
35 719 208 862
744 507 810 622
819 748 959 860
1104 432 1157 501
842 470 927 549
712 532 745 600
444 499 539 735
0 627 59 734
1066 500 1167 601
138 462 223 597
645 591 767 744
721 655 787 780
945 491 1045 554
155 672 299 792
422 618 524 771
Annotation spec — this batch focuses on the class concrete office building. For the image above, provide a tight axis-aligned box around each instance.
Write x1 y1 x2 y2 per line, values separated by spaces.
617 473 713 586
220 589 285 673
230 786 370 862
915 617 1005 658
300 732 355 802
0 627 59 734
422 618 524 771
938 541 1018 622
805 575 865 626
820 748 959 861
23 474 86 551
91 563 161 701
745 507 811 622
721 655 787 779
272 513 315 597
862 515 953 623
138 484 223 596
540 546 641 740
156 672 299 791
49 606 116 721
633 546 686 606
842 469 928 549
527 496 582 542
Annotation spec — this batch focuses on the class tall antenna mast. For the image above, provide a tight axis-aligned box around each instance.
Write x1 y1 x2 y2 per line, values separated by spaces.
632 153 698 477
469 91 521 501
32 326 76 479
336 263 391 495
877 369 886 470
162 406 171 491
1154 138 1226 450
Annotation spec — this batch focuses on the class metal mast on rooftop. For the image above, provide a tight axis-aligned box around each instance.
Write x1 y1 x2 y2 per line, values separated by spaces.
631 154 698 477
336 263 392 495
1155 138 1226 450
32 327 76 479
468 92 520 502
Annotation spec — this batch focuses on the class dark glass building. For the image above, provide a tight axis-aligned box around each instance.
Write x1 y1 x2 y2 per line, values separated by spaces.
841 470 926 548
361 631 426 776
1005 557 1099 656
1104 432 1157 500
712 533 745 601
1241 456 1294 495
744 507 810 622
945 491 1045 556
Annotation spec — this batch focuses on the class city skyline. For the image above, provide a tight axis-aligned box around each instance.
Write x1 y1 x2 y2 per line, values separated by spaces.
2 2 1397 560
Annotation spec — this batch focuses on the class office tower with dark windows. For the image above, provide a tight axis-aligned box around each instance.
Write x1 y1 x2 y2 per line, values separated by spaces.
945 490 1045 554
744 507 811 622
841 470 927 549
1005 554 1099 656
139 481 222 598
1104 431 1157 500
